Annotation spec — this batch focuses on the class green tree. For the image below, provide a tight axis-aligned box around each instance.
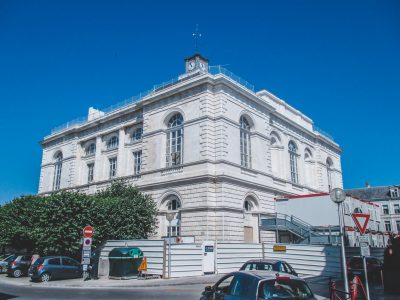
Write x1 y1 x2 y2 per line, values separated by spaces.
0 181 158 257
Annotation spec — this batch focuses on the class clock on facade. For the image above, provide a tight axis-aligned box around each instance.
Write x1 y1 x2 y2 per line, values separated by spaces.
188 60 196 71
185 54 209 73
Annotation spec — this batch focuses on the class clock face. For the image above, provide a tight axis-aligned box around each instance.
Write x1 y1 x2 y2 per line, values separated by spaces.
199 62 206 71
188 61 196 71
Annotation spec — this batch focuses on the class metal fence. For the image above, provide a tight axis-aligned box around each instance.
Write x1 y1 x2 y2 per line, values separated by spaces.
166 243 203 278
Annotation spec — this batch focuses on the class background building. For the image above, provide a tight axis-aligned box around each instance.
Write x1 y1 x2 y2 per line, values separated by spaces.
262 193 386 247
347 185 400 235
38 54 343 243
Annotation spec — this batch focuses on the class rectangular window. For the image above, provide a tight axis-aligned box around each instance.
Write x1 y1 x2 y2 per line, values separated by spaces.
53 163 62 191
166 128 183 167
133 151 142 175
394 204 400 214
109 157 117 179
289 153 298 184
385 221 392 232
87 163 94 183
397 221 400 233
383 205 389 215
390 188 399 198
240 130 251 168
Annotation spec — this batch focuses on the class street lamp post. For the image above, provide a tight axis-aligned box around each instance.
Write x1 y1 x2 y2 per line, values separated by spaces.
330 188 349 295
166 212 175 279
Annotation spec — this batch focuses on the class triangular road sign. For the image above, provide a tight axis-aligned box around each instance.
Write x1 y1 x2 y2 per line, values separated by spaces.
352 213 370 235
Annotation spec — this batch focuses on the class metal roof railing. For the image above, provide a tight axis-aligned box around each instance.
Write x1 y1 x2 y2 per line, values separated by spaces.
49 66 255 136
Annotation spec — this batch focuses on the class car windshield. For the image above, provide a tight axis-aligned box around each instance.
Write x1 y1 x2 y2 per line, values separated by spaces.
242 262 275 271
259 279 314 299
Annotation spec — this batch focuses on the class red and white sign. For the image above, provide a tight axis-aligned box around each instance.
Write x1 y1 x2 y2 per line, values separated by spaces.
351 213 370 235
82 225 94 238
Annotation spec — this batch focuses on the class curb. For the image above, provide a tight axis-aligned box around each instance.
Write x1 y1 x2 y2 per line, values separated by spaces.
0 275 218 290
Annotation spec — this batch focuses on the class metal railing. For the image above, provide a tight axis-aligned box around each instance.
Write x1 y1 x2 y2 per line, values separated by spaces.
209 65 255 92
313 125 335 141
49 66 255 136
261 213 341 244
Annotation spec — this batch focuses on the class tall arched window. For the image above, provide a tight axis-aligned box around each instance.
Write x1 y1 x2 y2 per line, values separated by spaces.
288 141 298 184
107 136 119 150
85 143 96 156
53 152 63 191
326 158 333 191
167 198 181 237
240 116 251 168
166 113 184 167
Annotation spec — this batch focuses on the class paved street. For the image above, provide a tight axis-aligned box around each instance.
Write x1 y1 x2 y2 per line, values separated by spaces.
0 273 331 300
2 273 397 300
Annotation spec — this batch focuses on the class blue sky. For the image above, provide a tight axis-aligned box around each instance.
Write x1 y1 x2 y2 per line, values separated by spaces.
0 0 399 203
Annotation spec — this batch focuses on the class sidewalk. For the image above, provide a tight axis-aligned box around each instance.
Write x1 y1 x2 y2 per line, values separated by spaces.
0 273 221 289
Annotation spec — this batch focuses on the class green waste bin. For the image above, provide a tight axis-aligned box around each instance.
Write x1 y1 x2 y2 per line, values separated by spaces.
108 247 144 279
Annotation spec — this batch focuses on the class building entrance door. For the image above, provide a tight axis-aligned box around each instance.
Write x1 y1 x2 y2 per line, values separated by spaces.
244 226 253 242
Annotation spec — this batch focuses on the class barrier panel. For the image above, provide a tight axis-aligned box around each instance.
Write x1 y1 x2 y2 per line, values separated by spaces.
216 242 263 274
99 240 165 277
166 243 203 278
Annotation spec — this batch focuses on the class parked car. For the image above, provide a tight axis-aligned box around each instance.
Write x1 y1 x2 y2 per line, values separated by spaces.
29 256 82 282
239 259 298 276
347 256 383 282
6 255 32 278
200 270 315 300
0 254 17 273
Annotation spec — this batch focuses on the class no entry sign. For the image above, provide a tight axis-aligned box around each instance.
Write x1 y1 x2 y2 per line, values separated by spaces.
82 225 94 238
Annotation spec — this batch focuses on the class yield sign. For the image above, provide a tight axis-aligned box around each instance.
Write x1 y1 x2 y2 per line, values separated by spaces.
351 213 370 235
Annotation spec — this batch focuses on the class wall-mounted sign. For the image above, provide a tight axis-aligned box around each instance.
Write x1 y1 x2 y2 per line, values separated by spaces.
273 245 287 252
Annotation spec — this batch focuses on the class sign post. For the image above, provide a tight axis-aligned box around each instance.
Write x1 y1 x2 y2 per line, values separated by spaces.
352 214 370 300
82 226 94 280
329 188 349 295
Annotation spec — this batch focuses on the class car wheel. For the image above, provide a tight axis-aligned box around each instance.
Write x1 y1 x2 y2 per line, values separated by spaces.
40 273 51 283
13 269 22 278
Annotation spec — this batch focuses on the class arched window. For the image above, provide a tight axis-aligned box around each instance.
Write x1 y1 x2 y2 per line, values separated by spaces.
85 143 96 156
244 200 252 212
166 113 184 167
240 116 251 168
53 152 63 191
131 127 143 142
326 158 333 191
107 136 119 150
288 141 298 184
167 198 181 237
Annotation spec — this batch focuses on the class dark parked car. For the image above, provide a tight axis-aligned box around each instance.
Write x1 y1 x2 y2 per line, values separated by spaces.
347 256 383 282
0 254 17 273
240 259 298 276
29 256 82 282
6 255 32 278
200 271 315 300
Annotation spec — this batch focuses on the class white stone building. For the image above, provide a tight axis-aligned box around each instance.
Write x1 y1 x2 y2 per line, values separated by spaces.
38 54 343 243
347 185 400 235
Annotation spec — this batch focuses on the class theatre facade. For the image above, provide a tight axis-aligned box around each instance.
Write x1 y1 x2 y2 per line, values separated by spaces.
38 54 343 243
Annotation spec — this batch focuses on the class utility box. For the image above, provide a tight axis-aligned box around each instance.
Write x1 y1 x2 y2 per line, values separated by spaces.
202 241 215 274
108 247 144 279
